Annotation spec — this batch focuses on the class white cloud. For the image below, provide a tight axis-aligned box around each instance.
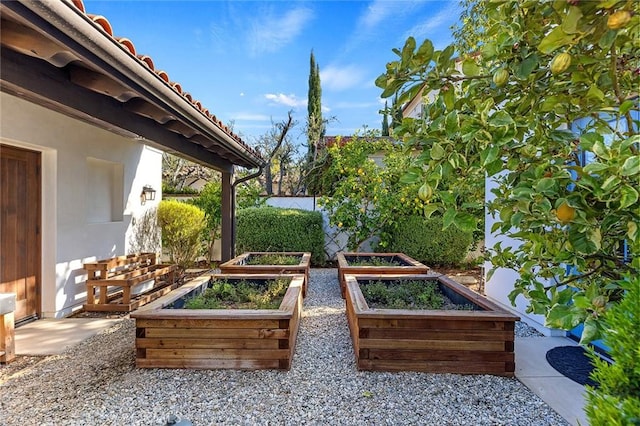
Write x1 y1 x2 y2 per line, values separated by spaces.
248 7 314 56
264 93 307 108
403 2 461 42
320 65 367 91
360 0 397 29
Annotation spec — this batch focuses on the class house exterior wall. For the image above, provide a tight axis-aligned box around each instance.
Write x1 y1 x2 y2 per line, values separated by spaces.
0 92 162 318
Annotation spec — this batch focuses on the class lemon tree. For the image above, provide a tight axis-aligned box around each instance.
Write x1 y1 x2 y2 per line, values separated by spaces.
377 1 639 342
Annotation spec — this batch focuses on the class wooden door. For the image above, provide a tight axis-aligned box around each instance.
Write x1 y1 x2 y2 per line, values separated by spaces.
1 144 41 323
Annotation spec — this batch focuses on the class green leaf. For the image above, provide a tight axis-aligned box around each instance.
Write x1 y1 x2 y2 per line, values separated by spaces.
535 177 557 193
400 171 420 184
430 143 445 160
516 54 539 79
619 99 635 116
401 37 416 67
569 229 598 254
561 6 583 34
545 304 584 330
621 156 639 176
619 185 639 209
488 111 515 127
583 162 610 174
627 221 638 240
422 204 439 218
453 212 477 233
620 135 640 152
442 208 457 229
598 30 617 50
592 140 610 160
579 318 601 344
538 26 576 54
586 85 605 101
445 111 459 136
481 145 500 166
462 59 481 77
442 86 455 111
438 45 455 70
572 294 590 309
485 159 504 176
601 175 621 191
415 39 434 63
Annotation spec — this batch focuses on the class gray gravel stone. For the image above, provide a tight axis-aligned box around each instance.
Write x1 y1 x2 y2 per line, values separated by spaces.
0 269 567 425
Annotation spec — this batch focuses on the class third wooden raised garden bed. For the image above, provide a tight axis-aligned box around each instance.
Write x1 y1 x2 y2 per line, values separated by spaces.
336 252 429 298
131 273 304 370
219 252 311 297
344 274 519 376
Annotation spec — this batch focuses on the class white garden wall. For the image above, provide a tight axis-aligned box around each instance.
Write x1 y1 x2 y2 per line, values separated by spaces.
264 196 358 260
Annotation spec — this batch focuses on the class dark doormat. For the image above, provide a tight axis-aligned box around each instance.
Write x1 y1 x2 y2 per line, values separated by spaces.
546 345 609 387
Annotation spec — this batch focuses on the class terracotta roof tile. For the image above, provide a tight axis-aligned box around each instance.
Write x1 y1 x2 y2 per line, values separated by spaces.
70 0 260 161
87 15 112 36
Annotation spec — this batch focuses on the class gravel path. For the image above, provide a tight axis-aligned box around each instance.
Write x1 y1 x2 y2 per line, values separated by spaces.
0 269 567 425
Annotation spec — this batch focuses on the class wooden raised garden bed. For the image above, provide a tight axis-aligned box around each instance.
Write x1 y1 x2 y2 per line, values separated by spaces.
344 274 520 376
219 252 311 297
336 252 429 299
131 273 304 370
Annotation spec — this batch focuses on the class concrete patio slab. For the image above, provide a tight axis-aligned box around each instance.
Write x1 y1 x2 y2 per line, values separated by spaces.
516 336 589 426
14 318 122 356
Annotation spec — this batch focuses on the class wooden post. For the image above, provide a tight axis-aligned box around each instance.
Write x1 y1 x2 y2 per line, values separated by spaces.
0 293 16 363
221 170 234 262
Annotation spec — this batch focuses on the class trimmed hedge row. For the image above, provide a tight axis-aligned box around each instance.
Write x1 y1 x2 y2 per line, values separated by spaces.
236 207 325 266
381 215 474 267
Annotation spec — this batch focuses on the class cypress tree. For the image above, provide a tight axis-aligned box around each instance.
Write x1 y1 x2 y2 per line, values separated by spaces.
381 101 390 136
307 50 324 159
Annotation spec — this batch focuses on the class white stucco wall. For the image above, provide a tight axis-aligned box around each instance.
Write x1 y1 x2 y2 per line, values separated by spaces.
264 196 352 259
1 92 162 318
483 174 565 336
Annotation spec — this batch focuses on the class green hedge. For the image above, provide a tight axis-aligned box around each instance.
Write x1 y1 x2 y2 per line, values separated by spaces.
380 215 474 267
236 207 325 266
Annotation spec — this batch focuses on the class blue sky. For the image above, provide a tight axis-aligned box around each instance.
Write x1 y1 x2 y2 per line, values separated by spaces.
84 1 461 148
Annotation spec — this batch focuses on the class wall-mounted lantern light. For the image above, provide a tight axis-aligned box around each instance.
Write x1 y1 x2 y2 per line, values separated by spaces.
140 185 156 205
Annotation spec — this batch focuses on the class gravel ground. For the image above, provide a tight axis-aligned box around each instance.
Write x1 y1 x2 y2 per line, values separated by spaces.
0 269 566 426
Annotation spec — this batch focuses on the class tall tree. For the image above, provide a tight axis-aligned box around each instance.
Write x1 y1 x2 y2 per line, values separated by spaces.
307 50 324 163
381 101 390 136
253 111 296 195
377 1 639 343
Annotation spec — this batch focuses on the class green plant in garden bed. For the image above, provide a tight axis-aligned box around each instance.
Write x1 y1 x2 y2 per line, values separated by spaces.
246 254 300 266
185 278 289 309
347 257 402 267
361 280 474 310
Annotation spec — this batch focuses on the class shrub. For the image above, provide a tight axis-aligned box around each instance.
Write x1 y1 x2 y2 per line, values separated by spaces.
189 181 222 262
585 274 640 425
236 207 325 266
380 215 473 266
157 200 206 269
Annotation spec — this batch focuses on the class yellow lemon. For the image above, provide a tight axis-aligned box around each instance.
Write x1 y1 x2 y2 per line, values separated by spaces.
556 202 576 224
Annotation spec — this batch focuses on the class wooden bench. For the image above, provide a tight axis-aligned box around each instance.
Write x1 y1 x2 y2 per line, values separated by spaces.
83 253 179 312
0 293 16 363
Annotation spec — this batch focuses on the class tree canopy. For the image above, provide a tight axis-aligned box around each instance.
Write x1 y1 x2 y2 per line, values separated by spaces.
377 0 639 343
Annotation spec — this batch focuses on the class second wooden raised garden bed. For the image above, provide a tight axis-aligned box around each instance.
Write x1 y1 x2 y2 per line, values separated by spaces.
336 252 429 298
344 274 520 376
219 252 311 297
131 273 304 370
